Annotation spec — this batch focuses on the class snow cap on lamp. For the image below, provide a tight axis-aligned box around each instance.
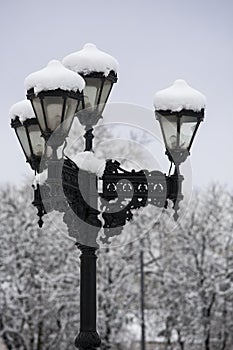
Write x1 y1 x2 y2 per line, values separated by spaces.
154 79 206 112
25 60 85 95
62 43 118 77
9 99 35 122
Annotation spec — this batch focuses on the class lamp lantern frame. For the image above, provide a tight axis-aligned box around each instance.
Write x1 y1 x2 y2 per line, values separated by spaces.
11 116 45 173
77 70 117 126
27 88 83 145
156 108 204 164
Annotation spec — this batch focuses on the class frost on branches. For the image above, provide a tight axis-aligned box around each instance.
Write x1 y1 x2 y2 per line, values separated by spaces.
0 185 80 350
1 124 233 350
142 185 233 350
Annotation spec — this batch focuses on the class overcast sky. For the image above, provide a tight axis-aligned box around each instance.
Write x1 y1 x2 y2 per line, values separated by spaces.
1 0 233 190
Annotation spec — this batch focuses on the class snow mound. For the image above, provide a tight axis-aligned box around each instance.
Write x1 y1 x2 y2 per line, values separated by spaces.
62 43 118 77
33 169 48 186
154 79 206 112
9 99 35 123
25 60 85 95
74 151 106 177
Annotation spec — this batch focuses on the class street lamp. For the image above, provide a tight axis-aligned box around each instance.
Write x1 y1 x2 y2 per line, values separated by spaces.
62 43 118 150
154 79 205 165
63 43 118 122
10 100 45 172
10 44 205 350
26 60 85 145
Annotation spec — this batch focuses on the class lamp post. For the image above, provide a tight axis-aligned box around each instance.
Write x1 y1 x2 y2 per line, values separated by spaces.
10 43 206 349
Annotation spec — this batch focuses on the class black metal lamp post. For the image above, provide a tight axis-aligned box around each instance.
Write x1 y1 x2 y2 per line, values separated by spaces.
10 45 206 350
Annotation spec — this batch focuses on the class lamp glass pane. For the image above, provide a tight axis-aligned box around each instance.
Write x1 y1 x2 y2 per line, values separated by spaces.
98 79 112 114
32 97 46 131
160 116 178 149
28 124 45 157
180 115 197 149
16 126 31 157
43 96 63 131
61 98 78 133
84 77 102 110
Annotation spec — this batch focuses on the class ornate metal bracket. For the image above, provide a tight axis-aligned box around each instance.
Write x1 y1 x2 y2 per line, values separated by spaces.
99 160 183 243
32 157 183 244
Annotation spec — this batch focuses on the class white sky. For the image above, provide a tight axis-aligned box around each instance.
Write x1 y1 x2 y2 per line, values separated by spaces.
1 0 233 190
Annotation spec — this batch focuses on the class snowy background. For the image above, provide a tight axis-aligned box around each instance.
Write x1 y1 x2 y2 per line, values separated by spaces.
0 0 233 188
1 2 233 350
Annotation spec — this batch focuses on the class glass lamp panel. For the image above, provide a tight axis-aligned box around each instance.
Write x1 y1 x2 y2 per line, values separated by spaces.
43 96 63 131
98 79 112 114
180 115 198 149
16 126 31 157
32 97 46 131
28 124 45 157
84 77 102 110
61 97 78 133
160 116 178 150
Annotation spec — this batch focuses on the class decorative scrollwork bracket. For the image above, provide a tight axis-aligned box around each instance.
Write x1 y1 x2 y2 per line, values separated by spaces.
32 158 183 244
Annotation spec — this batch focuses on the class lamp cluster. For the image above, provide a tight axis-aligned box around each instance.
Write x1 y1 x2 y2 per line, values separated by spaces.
10 44 118 173
10 44 206 226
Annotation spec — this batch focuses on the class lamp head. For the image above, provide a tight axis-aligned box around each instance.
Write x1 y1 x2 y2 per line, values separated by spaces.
62 43 118 126
154 80 206 165
10 100 45 172
25 60 85 145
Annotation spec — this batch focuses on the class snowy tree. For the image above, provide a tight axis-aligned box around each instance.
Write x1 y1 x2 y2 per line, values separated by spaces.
0 185 80 350
144 185 233 350
0 119 154 350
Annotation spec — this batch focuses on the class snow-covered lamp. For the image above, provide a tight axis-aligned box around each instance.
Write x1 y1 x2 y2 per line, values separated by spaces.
62 43 118 126
154 80 205 164
10 100 45 172
25 60 85 145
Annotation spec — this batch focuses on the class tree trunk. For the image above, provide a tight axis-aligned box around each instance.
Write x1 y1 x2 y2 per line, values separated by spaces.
37 321 43 350
177 329 184 350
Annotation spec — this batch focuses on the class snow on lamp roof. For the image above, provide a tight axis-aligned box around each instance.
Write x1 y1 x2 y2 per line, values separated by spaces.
154 79 206 112
25 60 85 95
9 99 35 123
62 43 118 77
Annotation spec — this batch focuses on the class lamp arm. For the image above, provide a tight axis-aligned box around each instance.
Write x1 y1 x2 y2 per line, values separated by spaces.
32 158 183 243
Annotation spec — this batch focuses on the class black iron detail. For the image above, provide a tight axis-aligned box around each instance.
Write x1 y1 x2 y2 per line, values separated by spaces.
84 126 94 151
32 158 183 241
166 148 190 166
32 184 46 227
99 160 168 244
62 159 101 230
166 167 184 221
75 331 101 350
